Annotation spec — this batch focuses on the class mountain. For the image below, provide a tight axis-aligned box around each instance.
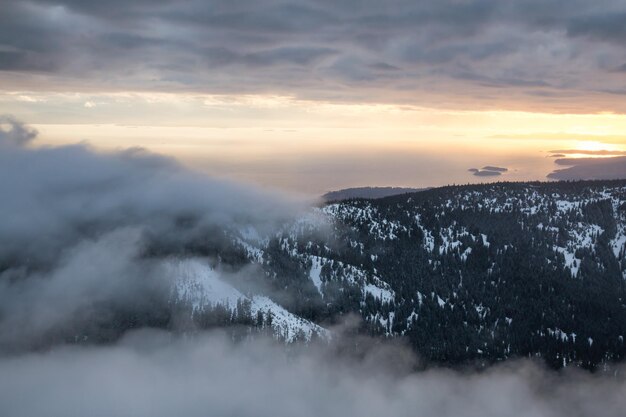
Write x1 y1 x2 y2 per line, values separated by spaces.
247 179 626 369
26 180 626 370
322 186 426 201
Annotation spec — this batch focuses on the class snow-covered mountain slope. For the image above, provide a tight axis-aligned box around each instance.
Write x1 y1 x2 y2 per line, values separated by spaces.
109 180 626 370
257 180 626 369
167 258 329 342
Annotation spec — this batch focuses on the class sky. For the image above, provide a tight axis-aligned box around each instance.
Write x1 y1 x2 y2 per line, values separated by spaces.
2 0 626 193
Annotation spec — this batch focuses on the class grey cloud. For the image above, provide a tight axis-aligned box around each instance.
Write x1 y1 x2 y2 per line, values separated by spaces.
241 47 338 67
0 115 38 146
0 50 57 72
30 0 178 20
0 118 301 266
0 229 170 348
567 12 626 44
1 330 626 417
369 62 401 71
185 46 337 70
168 2 340 34
453 71 552 88
1 1 626 110
0 117 307 346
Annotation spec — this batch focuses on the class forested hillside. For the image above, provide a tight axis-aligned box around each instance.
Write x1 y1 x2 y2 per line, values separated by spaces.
286 180 626 369
8 180 626 370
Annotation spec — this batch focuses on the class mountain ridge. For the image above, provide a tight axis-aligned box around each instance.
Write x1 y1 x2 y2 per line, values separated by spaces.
9 179 626 370
322 186 427 202
171 179 626 370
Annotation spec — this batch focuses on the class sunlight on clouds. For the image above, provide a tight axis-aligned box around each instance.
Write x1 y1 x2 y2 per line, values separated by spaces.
575 141 621 152
3 91 626 192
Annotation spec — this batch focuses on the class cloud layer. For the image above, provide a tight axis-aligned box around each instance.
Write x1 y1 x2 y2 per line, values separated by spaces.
1 1 626 111
1 330 626 417
0 117 300 265
0 117 304 349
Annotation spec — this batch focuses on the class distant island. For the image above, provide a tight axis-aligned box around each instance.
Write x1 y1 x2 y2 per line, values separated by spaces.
322 186 427 201
468 166 509 177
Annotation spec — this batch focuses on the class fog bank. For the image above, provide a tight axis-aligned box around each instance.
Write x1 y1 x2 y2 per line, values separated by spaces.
0 330 625 417
0 116 307 348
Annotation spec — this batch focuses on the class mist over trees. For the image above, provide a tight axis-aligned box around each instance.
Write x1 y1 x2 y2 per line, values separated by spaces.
2 117 626 416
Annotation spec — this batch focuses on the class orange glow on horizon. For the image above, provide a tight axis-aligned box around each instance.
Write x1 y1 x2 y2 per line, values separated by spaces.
3 91 626 193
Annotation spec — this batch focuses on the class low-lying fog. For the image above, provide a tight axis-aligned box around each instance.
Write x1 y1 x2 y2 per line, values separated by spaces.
1 330 625 417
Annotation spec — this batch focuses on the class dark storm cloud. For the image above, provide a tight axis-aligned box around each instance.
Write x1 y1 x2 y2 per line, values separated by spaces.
1 0 626 109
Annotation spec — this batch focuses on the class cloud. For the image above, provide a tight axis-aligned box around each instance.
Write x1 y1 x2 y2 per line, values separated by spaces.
0 117 307 349
0 330 625 417
0 115 37 147
567 12 626 44
0 118 302 264
1 116 626 415
2 1 626 111
0 228 171 349
613 63 626 72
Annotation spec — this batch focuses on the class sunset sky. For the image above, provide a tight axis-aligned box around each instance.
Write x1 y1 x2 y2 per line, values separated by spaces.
2 0 626 193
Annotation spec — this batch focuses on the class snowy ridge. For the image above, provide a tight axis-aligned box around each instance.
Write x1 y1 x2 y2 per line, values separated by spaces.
407 186 625 274
167 258 329 342
308 255 324 295
275 227 396 303
251 295 329 342
234 237 265 263
155 181 626 369
168 259 243 310
323 203 407 241
280 209 331 242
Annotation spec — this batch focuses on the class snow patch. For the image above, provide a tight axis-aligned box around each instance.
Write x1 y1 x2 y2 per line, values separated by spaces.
168 258 329 342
